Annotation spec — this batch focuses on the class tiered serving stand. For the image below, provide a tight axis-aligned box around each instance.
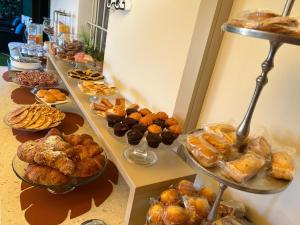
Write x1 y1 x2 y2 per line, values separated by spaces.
182 0 298 224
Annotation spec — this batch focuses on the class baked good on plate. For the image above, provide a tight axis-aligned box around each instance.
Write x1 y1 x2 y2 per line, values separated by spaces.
113 123 130 137
127 130 143 145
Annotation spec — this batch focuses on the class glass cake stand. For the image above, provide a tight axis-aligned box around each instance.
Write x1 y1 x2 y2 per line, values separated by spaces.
124 140 158 166
12 153 108 194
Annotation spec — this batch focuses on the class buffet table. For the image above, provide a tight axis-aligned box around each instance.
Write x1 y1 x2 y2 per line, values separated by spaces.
0 66 129 225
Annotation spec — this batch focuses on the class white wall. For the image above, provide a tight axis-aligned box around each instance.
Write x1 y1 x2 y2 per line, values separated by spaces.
198 0 300 224
104 0 201 115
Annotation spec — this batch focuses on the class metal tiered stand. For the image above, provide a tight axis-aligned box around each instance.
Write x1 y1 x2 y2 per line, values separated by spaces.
182 0 297 224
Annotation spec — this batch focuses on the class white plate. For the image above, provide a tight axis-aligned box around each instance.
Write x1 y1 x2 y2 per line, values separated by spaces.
35 95 71 106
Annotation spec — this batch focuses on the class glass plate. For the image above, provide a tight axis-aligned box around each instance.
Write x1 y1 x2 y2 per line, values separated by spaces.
3 111 65 132
12 152 108 194
9 70 61 89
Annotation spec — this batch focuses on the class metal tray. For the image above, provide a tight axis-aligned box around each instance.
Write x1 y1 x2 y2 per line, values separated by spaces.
223 23 300 46
182 129 291 194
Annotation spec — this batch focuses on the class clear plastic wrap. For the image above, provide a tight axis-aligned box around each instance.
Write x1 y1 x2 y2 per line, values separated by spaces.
199 186 216 206
162 205 191 225
186 134 219 168
246 136 271 160
218 200 246 218
159 188 181 206
221 152 266 183
183 196 211 223
146 200 165 225
176 179 196 197
212 215 255 225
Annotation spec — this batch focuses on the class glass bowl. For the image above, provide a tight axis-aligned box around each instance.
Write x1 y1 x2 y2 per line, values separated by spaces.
12 152 108 194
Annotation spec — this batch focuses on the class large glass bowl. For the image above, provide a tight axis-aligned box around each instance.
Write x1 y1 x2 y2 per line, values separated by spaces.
12 152 108 194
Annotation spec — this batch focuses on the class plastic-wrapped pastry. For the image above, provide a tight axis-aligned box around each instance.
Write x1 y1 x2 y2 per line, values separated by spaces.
246 136 271 160
34 150 75 175
147 203 165 225
183 196 210 223
160 188 180 206
199 186 216 205
209 124 236 134
186 134 219 168
25 164 70 186
222 152 265 183
202 132 231 155
177 180 195 196
270 152 294 181
212 215 254 225
162 205 191 225
218 200 246 218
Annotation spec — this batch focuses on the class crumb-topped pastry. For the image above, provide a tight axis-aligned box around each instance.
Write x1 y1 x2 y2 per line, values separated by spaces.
168 125 182 135
156 112 168 120
128 112 142 121
165 117 178 127
139 116 153 126
148 124 162 134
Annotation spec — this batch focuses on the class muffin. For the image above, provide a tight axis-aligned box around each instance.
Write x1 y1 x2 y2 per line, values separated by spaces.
168 125 182 138
139 108 152 116
113 123 130 137
146 133 162 148
156 112 168 120
128 112 142 121
106 114 124 127
161 131 177 145
147 124 162 134
126 108 138 116
131 124 147 134
147 203 164 225
160 188 180 205
139 116 153 127
153 119 166 129
122 117 138 128
127 130 144 145
165 117 179 127
163 205 190 225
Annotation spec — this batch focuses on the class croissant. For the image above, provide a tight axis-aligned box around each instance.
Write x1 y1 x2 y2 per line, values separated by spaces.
25 164 70 185
62 134 82 146
74 154 105 177
34 150 75 175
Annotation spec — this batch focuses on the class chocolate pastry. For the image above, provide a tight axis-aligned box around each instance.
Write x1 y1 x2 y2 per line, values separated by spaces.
127 130 143 145
146 133 162 148
122 117 138 128
113 123 130 137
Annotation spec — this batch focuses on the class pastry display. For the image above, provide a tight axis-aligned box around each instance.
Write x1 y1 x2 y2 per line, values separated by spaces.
35 89 69 105
228 10 300 37
13 71 58 87
146 180 252 225
15 128 107 186
78 81 116 95
270 152 294 181
185 123 295 184
5 104 65 131
68 68 104 81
